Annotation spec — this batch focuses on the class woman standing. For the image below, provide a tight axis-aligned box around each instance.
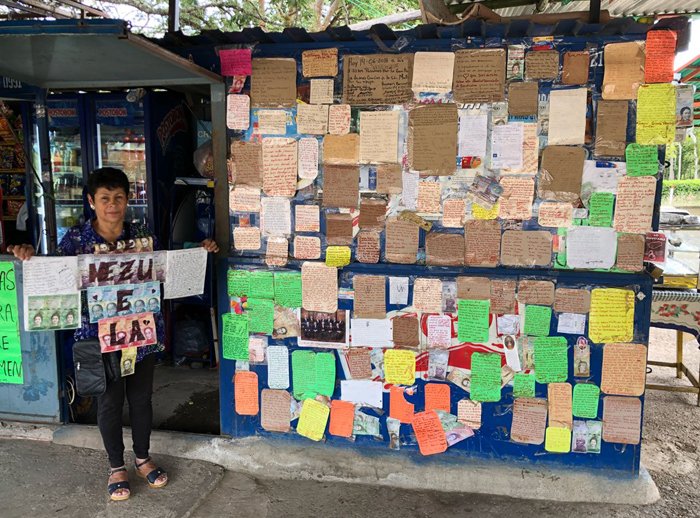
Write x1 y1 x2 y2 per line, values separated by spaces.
10 167 219 501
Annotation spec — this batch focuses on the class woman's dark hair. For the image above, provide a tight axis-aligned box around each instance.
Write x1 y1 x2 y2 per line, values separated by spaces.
87 167 130 198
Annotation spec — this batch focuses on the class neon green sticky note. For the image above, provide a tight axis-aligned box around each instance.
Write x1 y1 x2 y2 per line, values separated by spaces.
0 261 18 333
274 272 302 308
292 350 317 400
470 352 502 402
534 336 568 383
227 269 250 298
458 299 490 343
625 144 658 177
524 305 552 337
247 298 274 335
314 352 336 397
248 271 274 300
221 312 249 360
572 383 600 418
0 352 22 384
545 426 571 453
513 373 536 398
588 192 614 227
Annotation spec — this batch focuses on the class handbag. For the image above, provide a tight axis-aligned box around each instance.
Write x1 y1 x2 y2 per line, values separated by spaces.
72 339 122 396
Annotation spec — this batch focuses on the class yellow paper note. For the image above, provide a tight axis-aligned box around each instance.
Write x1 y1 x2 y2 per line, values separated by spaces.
589 288 635 343
297 398 330 441
545 426 571 453
472 203 499 220
384 349 416 385
325 246 351 267
636 84 676 145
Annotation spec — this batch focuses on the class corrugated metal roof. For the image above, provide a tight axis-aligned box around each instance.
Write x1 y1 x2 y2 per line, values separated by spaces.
445 0 700 17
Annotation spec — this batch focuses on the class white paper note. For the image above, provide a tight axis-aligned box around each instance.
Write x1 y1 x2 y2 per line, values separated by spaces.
566 226 618 269
260 197 292 236
548 88 587 145
389 277 409 305
458 109 488 158
267 345 290 389
340 379 384 408
557 313 587 334
351 318 393 347
23 256 79 295
490 123 524 170
163 247 207 299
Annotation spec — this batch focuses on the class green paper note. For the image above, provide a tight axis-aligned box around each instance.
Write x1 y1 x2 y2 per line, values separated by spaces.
588 192 614 227
247 298 274 335
625 144 658 176
534 336 569 383
513 373 536 398
573 383 600 418
249 271 275 300
524 305 552 336
221 313 249 360
458 299 491 343
227 269 250 298
0 352 23 384
0 261 19 334
274 272 302 308
470 352 502 402
314 352 336 397
292 350 317 400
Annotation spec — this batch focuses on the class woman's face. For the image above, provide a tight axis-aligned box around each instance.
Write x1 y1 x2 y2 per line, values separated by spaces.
88 187 128 226
51 314 59 325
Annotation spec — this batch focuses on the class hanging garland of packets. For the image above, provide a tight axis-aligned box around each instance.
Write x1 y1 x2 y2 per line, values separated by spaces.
222 29 680 456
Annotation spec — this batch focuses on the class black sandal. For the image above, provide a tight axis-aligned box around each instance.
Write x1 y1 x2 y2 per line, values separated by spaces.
135 457 168 488
108 466 130 501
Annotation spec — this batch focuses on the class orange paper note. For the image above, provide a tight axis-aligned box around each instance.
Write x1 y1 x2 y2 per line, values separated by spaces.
644 30 677 84
329 400 355 437
234 371 259 416
412 410 448 455
390 385 415 424
424 383 450 412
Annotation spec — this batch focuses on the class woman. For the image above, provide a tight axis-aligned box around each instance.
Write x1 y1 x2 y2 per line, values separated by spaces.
10 167 219 502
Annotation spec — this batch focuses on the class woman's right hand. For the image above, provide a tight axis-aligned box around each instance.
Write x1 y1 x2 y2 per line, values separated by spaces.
7 244 35 261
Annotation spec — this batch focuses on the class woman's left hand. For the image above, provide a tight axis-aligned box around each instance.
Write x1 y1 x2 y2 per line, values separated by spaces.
201 239 220 253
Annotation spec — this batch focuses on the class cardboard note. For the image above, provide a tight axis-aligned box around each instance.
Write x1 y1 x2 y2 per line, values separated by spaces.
323 165 359 208
222 313 249 360
296 103 329 135
465 220 501 267
309 78 334 104
602 41 645 100
393 316 420 348
262 137 297 197
498 177 534 220
616 233 645 272
636 84 676 145
645 30 676 83
385 217 419 264
539 146 586 203
511 398 547 445
412 410 448 455
524 305 551 336
413 278 443 313
328 104 351 135
233 227 261 251
457 399 482 429
301 261 338 313
525 50 559 80
457 277 491 300
329 400 355 437
359 199 387 229
573 383 600 419
602 396 641 445
625 144 658 176
566 226 617 269
513 373 536 398
589 288 634 343
554 289 590 314
359 111 399 164
458 299 490 343
234 371 259 416
256 109 287 135
426 233 465 266
302 48 338 78
267 345 289 389
408 104 458 174
508 81 538 116
274 272 302 308
548 382 573 430
470 352 502 402
538 201 573 228
490 279 516 314
227 94 250 130
518 280 554 306
412 51 455 94
295 204 320 233
231 141 262 187
356 230 380 264
353 275 386 319
594 100 628 157
250 58 297 107
219 48 252 76
417 181 441 214
545 427 571 453
453 48 506 103
322 134 359 165
500 230 552 267
601 343 647 397
342 54 413 105
325 246 351 267
343 347 372 379
294 236 321 260
230 186 261 213
297 398 330 441
384 349 416 386
390 385 415 423
325 213 353 246
376 163 403 194
562 51 590 85
534 337 568 383
424 383 450 412
442 199 466 228
261 389 291 432
613 176 656 234
548 88 587 146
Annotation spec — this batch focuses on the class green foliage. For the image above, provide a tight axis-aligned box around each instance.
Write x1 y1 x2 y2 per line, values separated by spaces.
661 179 700 199
679 136 697 180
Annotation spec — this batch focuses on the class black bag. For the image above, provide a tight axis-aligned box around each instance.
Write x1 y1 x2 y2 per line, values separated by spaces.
73 340 122 396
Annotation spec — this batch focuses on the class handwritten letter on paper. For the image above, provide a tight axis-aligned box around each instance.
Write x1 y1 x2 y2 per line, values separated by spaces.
453 49 505 103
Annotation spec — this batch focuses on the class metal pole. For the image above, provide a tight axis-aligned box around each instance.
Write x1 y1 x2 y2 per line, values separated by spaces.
589 0 601 23
168 0 180 33
35 90 57 254
210 82 229 256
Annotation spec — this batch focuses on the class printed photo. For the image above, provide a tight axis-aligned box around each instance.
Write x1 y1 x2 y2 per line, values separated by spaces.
298 309 349 348
26 294 80 332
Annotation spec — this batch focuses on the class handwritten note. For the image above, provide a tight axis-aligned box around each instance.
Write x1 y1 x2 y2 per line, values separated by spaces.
293 236 321 260
595 100 628 157
538 201 573 228
511 398 547 445
545 427 571 453
385 218 419 264
301 261 337 313
384 349 416 386
412 278 443 313
602 396 641 445
424 383 450 413
566 226 617 270
227 269 250 297
525 50 559 80
524 305 552 336
645 30 677 83
234 371 259 416
250 58 297 107
297 398 330 441
548 382 573 430
625 144 658 176
613 176 656 234
412 410 448 455
470 352 502 402
261 389 291 432
390 385 415 423
262 137 297 197
302 48 338 78
359 110 399 164
457 299 490 343
296 103 329 135
408 104 458 174
267 345 289 389
343 54 413 105
589 288 634 343
453 49 506 102
601 343 647 396
500 230 552 267
548 88 587 146
518 280 554 306
513 373 536 398
309 78 334 104
273 272 302 308
636 84 676 145
412 51 455 94
490 279 516 314
465 220 501 267
357 230 381 264
554 288 590 314
573 383 600 419
222 313 249 360
219 48 252 76
227 94 250 130
328 104 351 135
457 399 482 429
534 337 568 383
329 400 355 437
602 42 645 100
498 177 534 220
353 275 386 319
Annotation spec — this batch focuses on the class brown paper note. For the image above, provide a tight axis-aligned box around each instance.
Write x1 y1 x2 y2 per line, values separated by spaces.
345 348 373 378
525 51 560 80
508 82 539 116
442 199 466 228
231 141 262 187
356 230 380 264
261 389 292 432
601 343 647 397
498 176 534 220
538 146 586 203
426 232 465 266
408 104 458 174
376 163 403 194
602 41 645 100
553 288 591 314
358 199 387 229
296 103 329 135
323 165 359 209
262 137 297 197
328 104 351 135
251 58 297 107
233 227 261 251
613 176 656 234
385 217 419 264
413 278 443 313
342 53 413 105
490 279 517 314
562 51 590 85
518 280 555 306
616 233 645 272
452 48 506 103
323 134 360 165
393 316 420 348
465 220 501 267
595 100 629 157
301 261 338 313
548 382 573 430
325 213 354 246
353 275 386 319
500 230 552 267
229 186 261 213
457 277 491 300
602 396 641 445
294 236 321 259
302 48 338 78
417 181 441 214
511 398 547 445
295 204 320 233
